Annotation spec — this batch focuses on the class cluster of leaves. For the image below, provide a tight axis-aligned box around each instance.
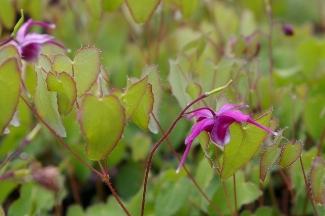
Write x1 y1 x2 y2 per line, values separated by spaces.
0 0 325 216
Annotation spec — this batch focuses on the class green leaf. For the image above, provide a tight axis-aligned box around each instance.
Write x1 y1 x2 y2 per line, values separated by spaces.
155 177 192 216
168 59 192 109
78 94 125 160
0 58 21 135
278 141 302 168
131 84 154 131
221 110 272 180
141 65 162 134
0 45 21 67
186 81 202 100
52 54 73 76
85 0 102 18
86 203 125 216
73 47 101 97
126 0 160 23
121 76 148 120
34 55 66 137
180 0 199 19
130 133 151 161
46 72 77 116
310 156 325 206
103 0 124 12
260 144 281 182
0 0 15 29
195 158 214 189
67 205 85 216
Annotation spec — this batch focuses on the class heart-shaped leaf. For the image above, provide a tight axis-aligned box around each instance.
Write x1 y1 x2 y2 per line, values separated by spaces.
51 47 101 98
126 0 160 23
221 110 272 180
46 72 77 117
34 55 66 137
310 156 325 207
278 141 302 168
0 45 22 67
131 84 154 131
260 144 281 182
0 58 21 134
141 65 162 134
78 94 125 160
121 76 148 120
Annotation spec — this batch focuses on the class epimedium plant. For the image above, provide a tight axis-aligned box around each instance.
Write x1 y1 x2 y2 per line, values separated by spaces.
0 1 325 216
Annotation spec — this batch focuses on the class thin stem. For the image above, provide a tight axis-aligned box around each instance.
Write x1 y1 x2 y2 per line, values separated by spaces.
151 113 223 216
222 181 234 215
20 95 102 177
299 157 318 216
278 169 298 215
233 174 238 215
103 177 131 216
0 171 14 181
141 93 207 216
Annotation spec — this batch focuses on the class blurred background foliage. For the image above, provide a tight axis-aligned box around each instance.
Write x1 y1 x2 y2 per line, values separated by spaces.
0 0 325 215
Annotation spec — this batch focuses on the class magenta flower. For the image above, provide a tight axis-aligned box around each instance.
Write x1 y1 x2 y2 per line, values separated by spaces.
7 19 67 62
176 104 277 173
282 24 294 36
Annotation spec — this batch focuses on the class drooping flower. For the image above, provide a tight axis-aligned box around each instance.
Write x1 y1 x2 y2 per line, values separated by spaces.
6 19 67 62
176 104 277 173
282 24 294 36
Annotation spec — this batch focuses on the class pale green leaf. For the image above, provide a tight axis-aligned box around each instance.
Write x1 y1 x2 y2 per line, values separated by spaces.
141 65 162 134
126 0 160 23
131 84 154 131
0 45 21 67
52 54 73 76
278 141 302 168
121 76 148 120
103 0 124 12
85 0 102 19
260 144 281 182
34 55 66 137
78 94 125 160
310 156 325 206
186 81 202 100
221 110 273 180
130 133 151 161
67 205 85 216
0 0 15 29
0 58 21 134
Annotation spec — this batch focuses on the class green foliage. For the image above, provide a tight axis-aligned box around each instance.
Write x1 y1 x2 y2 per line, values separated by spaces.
310 157 325 207
260 144 281 182
126 0 160 24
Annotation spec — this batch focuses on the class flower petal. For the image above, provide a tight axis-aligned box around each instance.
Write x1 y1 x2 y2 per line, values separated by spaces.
210 117 235 146
247 118 278 135
176 141 193 173
186 108 214 120
219 110 251 123
20 34 54 47
217 104 248 115
185 118 215 145
16 19 55 42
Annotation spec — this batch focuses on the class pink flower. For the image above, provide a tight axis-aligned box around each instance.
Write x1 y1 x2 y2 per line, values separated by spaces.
8 19 67 62
176 104 277 173
282 24 294 36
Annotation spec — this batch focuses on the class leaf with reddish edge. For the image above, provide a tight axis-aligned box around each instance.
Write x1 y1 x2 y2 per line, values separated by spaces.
221 110 272 180
132 84 154 131
141 65 162 134
0 58 21 134
46 72 77 117
278 141 302 168
260 144 281 182
34 55 66 137
310 156 325 207
121 76 148 120
0 45 22 67
52 54 73 76
78 94 126 160
126 0 160 24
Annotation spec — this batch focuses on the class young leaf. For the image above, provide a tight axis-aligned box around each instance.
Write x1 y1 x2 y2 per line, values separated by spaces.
34 56 66 137
78 94 125 160
221 110 272 180
126 0 160 24
278 141 302 168
131 84 154 131
121 76 148 120
310 157 325 207
260 144 281 182
52 54 73 76
46 72 77 116
130 133 151 161
0 58 21 134
141 65 162 134
103 0 124 12
0 45 22 67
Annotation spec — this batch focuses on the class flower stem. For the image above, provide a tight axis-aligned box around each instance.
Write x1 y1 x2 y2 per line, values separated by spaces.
141 93 207 216
299 157 318 216
151 113 224 216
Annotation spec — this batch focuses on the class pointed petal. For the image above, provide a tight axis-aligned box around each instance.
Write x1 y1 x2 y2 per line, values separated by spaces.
176 141 193 173
20 34 54 46
219 110 251 123
247 118 278 135
185 118 215 145
16 19 33 41
217 104 248 115
210 117 235 146
187 108 214 120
